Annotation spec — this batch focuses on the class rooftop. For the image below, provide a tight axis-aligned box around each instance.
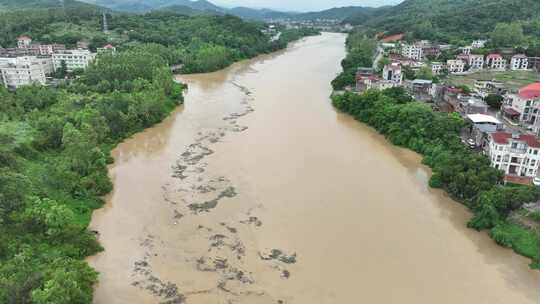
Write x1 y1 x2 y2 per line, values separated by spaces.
412 79 433 85
491 132 540 148
519 83 540 99
487 53 503 59
467 114 501 124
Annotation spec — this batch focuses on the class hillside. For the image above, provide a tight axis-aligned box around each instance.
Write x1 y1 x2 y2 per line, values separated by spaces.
228 7 292 20
294 6 385 22
81 0 224 13
350 0 540 42
157 4 216 16
0 0 105 10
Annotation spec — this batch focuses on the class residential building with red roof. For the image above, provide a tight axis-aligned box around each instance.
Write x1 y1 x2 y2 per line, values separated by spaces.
487 131 540 177
17 36 32 49
97 44 117 54
486 53 506 70
502 83 540 133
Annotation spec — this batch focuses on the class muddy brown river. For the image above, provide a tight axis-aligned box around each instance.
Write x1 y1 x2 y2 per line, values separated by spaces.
89 33 540 304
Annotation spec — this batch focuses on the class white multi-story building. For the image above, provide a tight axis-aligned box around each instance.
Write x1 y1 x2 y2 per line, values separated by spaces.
447 59 465 74
471 40 488 49
502 83 540 135
431 62 443 75
17 36 32 49
486 54 506 70
52 49 96 71
382 63 403 85
0 62 46 89
38 44 65 56
0 56 53 75
459 46 472 55
401 43 423 61
468 54 484 70
487 132 540 177
510 54 528 71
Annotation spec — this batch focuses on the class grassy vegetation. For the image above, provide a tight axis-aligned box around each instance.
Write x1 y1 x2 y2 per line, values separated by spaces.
447 70 540 91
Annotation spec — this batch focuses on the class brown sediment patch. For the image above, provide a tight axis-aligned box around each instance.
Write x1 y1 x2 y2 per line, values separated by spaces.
188 187 237 213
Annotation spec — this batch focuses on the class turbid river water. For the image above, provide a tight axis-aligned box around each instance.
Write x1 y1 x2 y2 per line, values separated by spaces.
89 33 540 304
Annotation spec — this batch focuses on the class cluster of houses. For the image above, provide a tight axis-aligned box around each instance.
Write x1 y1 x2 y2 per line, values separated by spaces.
352 37 540 184
355 62 437 102
0 36 116 89
394 39 534 75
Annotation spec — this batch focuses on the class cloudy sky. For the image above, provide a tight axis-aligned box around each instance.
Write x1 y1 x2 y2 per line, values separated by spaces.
211 0 402 11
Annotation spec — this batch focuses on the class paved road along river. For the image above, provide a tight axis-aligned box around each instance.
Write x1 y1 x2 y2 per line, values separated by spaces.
89 33 540 304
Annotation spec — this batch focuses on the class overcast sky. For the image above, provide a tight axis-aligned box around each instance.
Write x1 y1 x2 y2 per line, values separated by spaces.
211 0 402 12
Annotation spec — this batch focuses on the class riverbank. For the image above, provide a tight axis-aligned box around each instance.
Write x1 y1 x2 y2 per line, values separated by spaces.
332 88 540 269
88 33 540 304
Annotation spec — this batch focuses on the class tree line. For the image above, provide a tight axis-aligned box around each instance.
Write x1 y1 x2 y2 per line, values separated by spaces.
0 47 184 303
332 88 540 269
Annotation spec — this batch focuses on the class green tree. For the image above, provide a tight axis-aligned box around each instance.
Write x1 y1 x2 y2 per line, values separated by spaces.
491 23 525 47
485 94 504 109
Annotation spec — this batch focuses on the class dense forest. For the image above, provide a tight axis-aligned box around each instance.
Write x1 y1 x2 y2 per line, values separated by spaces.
0 46 184 304
344 0 540 46
0 6 318 73
332 88 540 269
0 5 318 303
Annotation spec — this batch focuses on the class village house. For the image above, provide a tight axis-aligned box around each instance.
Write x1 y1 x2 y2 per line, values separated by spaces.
467 114 503 147
355 67 395 93
457 54 470 63
510 54 528 71
462 98 489 115
38 44 66 56
0 55 52 76
447 59 465 74
474 80 506 98
0 60 46 89
17 36 32 49
486 132 540 178
97 44 117 54
407 79 435 101
422 45 441 59
502 83 540 134
442 86 464 112
486 54 506 70
471 40 488 49
459 46 472 55
431 62 444 75
382 63 403 85
468 54 484 70
528 57 540 71
401 43 423 61
52 49 96 72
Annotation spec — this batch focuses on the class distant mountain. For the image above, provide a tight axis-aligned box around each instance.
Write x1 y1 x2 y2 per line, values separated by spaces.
81 0 224 13
158 4 217 16
0 0 105 10
228 7 293 20
294 6 385 22
350 0 540 40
